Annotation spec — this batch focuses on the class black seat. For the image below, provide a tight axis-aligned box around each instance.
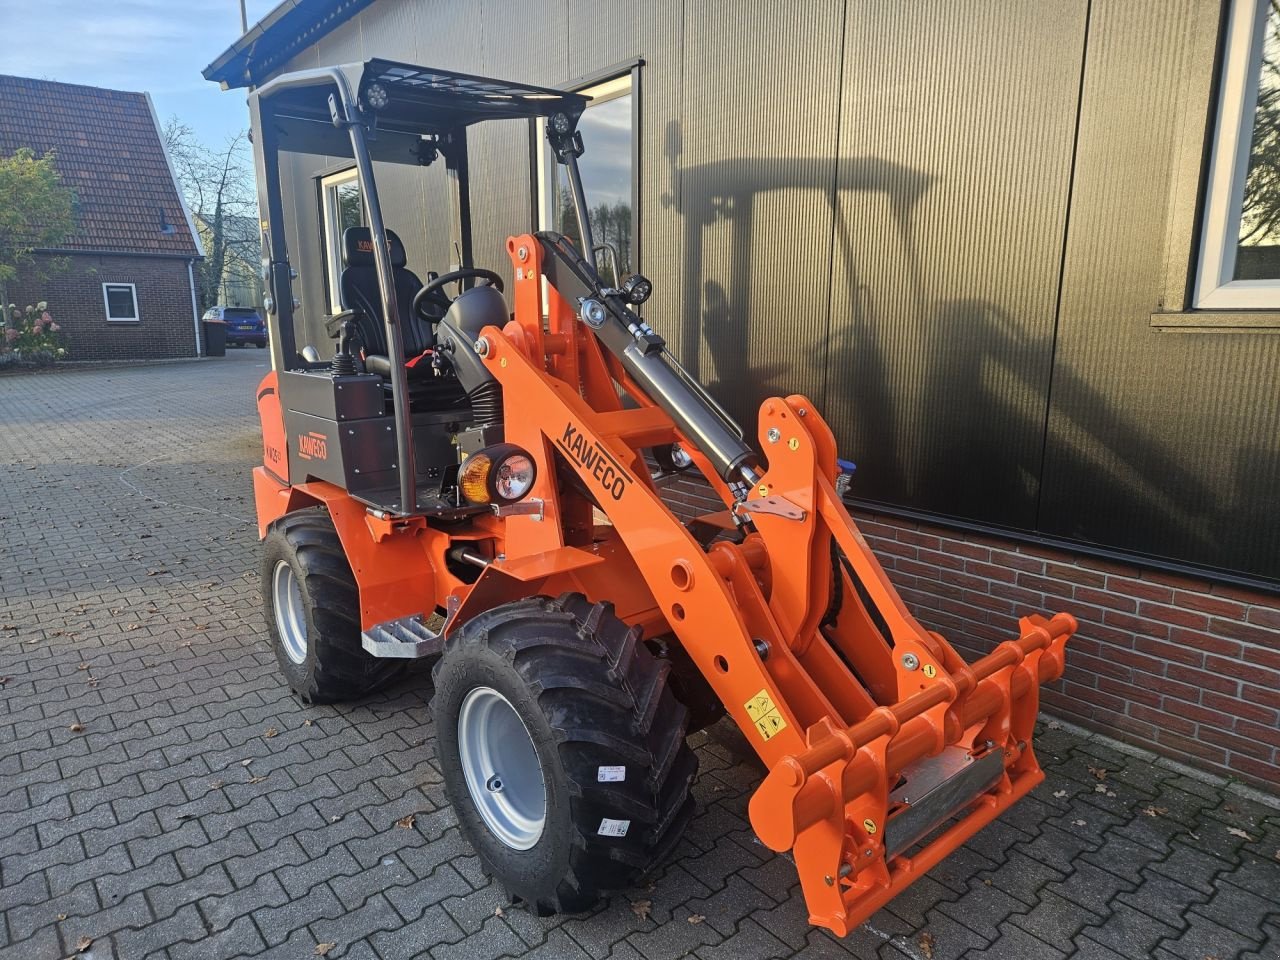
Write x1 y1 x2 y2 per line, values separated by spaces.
340 227 434 379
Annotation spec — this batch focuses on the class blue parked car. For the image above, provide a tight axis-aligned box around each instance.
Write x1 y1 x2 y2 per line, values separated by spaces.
204 306 267 348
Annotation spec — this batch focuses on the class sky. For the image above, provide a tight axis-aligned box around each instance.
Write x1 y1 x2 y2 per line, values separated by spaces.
0 0 278 148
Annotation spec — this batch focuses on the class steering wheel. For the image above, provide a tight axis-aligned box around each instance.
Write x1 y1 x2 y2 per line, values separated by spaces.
413 268 504 323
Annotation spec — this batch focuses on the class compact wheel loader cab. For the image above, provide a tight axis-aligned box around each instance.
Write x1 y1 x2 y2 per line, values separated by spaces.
242 58 1077 935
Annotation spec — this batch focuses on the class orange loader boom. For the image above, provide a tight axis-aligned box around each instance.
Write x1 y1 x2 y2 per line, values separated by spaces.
445 234 1076 934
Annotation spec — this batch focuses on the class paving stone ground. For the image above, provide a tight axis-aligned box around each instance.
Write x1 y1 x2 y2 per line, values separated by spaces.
1 353 1277 960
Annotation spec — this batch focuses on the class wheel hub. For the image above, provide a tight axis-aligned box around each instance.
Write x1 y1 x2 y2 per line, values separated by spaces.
458 686 546 850
271 560 308 665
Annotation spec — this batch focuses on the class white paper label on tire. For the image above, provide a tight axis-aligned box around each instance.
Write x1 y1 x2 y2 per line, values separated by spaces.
598 818 630 837
597 765 626 782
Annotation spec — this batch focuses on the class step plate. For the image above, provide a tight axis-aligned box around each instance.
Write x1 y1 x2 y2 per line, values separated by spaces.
361 615 444 659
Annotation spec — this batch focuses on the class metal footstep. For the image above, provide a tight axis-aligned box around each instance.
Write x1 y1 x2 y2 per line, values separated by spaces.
361 615 444 659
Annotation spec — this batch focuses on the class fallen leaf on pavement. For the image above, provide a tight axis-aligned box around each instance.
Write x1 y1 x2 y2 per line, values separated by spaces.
304 719 314 727
1143 806 1167 817
919 930 936 960
687 914 705 925
76 935 93 952
1052 789 1067 798
631 899 652 921
1073 819 1087 827
263 727 278 739
69 723 84 733
314 944 336 956
396 814 415 829
55 913 67 921
241 759 253 766
248 776 268 785
1227 827 1255 841
77 663 89 670
494 906 504 917
1087 765 1107 781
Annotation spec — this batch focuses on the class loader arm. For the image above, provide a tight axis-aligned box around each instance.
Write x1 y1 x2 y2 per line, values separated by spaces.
457 234 1076 935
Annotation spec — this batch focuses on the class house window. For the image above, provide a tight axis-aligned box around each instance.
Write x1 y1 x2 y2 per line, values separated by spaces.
321 168 364 311
538 73 635 284
102 283 139 322
1196 0 1280 308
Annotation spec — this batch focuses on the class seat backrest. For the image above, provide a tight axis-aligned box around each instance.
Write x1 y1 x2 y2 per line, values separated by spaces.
339 227 433 357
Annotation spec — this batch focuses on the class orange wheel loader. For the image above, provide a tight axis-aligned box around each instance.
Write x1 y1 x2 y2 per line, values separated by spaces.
242 59 1076 934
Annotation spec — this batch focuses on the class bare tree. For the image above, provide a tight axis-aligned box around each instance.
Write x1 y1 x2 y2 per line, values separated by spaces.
1240 1 1280 251
164 118 259 311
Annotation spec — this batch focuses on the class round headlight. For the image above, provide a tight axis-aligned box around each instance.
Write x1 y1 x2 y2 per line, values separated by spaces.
458 444 538 505
493 452 535 501
550 112 572 135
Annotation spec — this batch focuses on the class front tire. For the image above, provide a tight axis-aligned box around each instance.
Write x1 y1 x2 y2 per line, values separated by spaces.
262 507 404 703
433 594 698 914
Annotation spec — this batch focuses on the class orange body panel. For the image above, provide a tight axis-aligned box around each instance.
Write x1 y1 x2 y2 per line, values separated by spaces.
252 233 1075 936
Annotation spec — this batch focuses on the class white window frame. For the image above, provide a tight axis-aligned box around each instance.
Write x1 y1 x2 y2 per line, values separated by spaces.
102 282 139 322
1196 0 1280 308
536 72 634 241
320 168 361 312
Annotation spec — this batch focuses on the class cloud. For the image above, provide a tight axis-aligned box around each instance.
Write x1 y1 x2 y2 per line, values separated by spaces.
0 0 269 141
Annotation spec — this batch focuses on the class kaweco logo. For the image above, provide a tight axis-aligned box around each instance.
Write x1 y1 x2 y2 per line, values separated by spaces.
556 422 631 501
298 431 328 461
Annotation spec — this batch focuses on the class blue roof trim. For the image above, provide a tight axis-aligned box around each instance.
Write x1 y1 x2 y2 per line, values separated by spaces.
203 0 374 89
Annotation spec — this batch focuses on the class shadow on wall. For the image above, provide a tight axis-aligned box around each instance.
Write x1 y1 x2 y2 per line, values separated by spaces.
660 120 1223 569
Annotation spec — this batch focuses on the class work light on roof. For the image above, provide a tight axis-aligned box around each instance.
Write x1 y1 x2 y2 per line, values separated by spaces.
364 82 389 111
550 112 572 135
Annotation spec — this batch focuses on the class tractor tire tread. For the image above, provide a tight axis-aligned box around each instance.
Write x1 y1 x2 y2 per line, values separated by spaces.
434 591 697 915
263 507 403 703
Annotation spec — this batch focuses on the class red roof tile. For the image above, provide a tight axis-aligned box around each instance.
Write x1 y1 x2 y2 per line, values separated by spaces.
0 75 200 258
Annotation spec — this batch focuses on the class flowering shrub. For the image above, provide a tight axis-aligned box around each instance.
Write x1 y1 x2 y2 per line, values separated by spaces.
1 301 66 367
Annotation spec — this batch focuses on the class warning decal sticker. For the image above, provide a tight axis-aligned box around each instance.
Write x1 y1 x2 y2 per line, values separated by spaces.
744 689 788 742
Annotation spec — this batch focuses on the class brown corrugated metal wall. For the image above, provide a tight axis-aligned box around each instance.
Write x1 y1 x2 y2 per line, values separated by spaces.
266 0 1279 584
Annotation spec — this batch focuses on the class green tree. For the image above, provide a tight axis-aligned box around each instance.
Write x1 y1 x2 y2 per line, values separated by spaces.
0 148 77 311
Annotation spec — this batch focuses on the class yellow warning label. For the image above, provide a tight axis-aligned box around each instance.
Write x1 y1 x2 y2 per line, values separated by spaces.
923 663 937 678
744 689 788 742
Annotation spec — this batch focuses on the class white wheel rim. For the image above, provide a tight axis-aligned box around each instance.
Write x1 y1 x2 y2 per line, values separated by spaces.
457 686 546 850
272 560 308 665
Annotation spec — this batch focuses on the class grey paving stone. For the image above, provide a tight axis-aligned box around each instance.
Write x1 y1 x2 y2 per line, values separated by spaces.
110 902 208 958
960 920 1064 960
1077 901 1178 958
249 880 347 947
370 902 465 959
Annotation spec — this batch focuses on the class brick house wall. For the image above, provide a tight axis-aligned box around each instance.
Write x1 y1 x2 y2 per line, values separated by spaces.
9 252 198 361
661 474 1280 794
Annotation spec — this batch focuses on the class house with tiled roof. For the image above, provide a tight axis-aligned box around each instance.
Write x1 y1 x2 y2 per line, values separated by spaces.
0 75 203 360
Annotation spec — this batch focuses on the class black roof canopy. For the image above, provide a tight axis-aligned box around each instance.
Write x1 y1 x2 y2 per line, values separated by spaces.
253 59 589 164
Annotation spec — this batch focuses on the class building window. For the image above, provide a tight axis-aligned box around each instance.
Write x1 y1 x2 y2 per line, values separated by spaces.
538 73 635 284
321 168 364 311
102 283 139 322
1196 0 1280 308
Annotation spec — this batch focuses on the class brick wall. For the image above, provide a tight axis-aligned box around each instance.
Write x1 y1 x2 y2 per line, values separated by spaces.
660 473 1280 794
9 252 198 361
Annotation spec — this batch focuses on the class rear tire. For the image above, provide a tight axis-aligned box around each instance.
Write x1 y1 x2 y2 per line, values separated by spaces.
433 593 698 914
262 506 404 703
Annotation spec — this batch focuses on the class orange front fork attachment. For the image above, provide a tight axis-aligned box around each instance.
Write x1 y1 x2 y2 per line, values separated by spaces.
739 394 1076 934
749 612 1074 934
